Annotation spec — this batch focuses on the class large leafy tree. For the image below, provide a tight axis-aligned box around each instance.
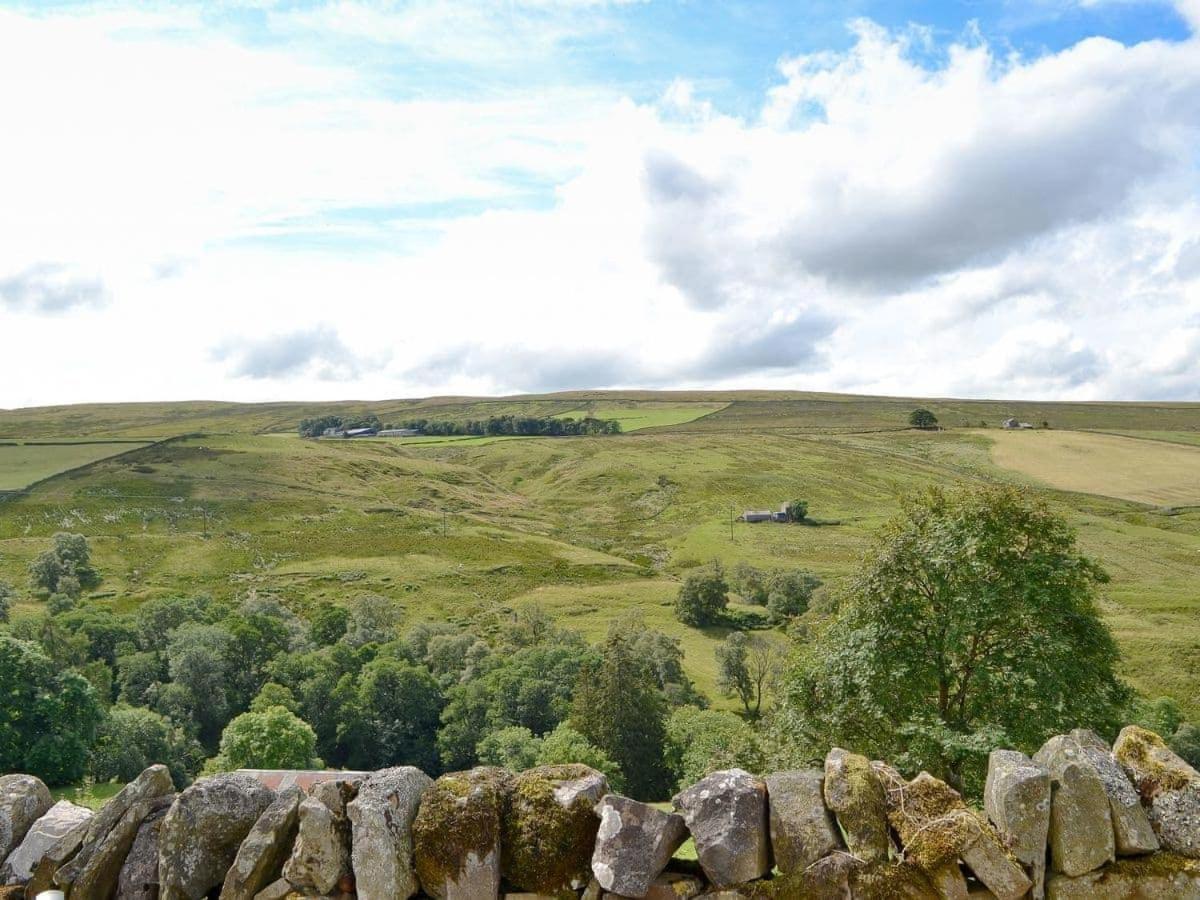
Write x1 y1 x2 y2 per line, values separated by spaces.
341 657 443 772
674 567 729 627
774 484 1130 792
665 707 764 790
90 704 202 788
28 532 98 597
570 630 670 800
211 705 321 771
0 634 103 784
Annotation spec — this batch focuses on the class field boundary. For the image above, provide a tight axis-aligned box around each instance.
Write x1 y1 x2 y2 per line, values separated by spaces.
0 435 186 503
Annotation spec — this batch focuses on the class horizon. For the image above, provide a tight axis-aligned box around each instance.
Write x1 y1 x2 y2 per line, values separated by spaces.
2 0 1199 407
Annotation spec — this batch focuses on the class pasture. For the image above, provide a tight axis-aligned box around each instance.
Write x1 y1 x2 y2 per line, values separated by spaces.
1 391 1199 717
986 430 1200 507
0 441 150 491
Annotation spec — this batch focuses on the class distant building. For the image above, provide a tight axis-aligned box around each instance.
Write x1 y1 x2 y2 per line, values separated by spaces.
741 510 774 523
1003 418 1034 430
322 427 345 438
344 427 378 437
378 428 421 437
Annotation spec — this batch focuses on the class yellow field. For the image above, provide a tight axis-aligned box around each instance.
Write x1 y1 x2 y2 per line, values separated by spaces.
986 430 1200 507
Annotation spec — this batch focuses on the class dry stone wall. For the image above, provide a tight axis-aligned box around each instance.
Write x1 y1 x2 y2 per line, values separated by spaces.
3 726 1200 899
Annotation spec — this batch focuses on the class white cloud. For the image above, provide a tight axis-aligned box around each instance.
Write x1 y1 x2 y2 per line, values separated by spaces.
0 4 1198 407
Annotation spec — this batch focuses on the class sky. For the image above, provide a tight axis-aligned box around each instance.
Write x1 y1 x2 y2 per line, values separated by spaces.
1 0 1198 407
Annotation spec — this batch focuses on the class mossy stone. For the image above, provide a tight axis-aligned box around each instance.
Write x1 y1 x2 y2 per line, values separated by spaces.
414 767 511 899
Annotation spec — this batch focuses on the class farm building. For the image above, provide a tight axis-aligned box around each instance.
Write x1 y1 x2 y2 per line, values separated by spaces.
741 505 792 523
378 428 421 437
1003 417 1034 430
344 427 378 438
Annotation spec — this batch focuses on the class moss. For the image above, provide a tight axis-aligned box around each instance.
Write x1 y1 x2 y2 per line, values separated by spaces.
853 862 941 900
502 764 604 895
413 767 511 894
827 751 891 860
1095 851 1200 881
876 770 984 871
1116 726 1195 795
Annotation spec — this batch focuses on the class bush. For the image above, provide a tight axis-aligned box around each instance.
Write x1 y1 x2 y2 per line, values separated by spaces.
209 705 321 772
675 566 729 627
665 707 763 790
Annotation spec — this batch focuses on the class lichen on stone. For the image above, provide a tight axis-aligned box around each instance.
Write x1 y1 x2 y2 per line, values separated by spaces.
413 767 509 897
1116 726 1195 795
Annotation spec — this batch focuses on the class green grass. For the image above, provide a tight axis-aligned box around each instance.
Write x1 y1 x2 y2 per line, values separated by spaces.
2 394 1200 719
51 781 123 810
554 401 729 432
0 441 151 490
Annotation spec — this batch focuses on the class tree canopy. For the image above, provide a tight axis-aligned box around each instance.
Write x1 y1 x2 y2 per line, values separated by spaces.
908 408 938 429
773 484 1130 792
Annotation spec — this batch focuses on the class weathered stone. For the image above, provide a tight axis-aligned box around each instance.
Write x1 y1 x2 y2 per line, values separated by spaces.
158 772 275 900
414 767 509 900
852 862 944 899
1045 852 1200 899
599 871 707 900
984 749 1051 899
960 834 1035 900
764 769 842 875
116 802 170 900
591 794 687 897
926 862 969 900
2 800 91 885
347 766 432 900
25 811 92 897
1034 737 1116 877
673 769 770 888
1052 731 1159 856
504 764 607 894
220 787 302 900
824 748 890 864
253 877 293 900
58 764 173 891
281 795 349 895
1114 725 1200 858
0 775 52 865
74 795 174 899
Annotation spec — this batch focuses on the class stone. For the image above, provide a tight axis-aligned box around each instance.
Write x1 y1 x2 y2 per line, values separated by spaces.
74 795 174 899
874 769 1029 900
503 764 608 894
253 878 293 900
116 801 171 900
764 769 842 875
926 862 969 900
57 764 174 892
1114 725 1200 858
984 749 1051 899
673 769 770 888
220 786 302 900
347 766 432 900
1034 737 1116 876
600 871 707 900
0 775 52 864
24 812 92 897
414 767 510 900
824 748 890 864
158 772 275 900
592 794 688 897
281 796 350 895
1 800 91 885
1050 731 1159 856
1045 852 1200 899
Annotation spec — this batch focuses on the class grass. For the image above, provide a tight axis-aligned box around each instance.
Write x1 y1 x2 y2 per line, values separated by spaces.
985 430 1200 507
0 441 151 490
554 400 729 432
51 781 123 810
1 393 1199 720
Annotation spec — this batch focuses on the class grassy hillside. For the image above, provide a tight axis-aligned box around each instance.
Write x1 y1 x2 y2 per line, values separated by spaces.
2 392 1199 717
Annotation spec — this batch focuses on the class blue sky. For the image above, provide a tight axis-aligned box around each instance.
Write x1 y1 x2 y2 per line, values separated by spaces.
1 0 1198 404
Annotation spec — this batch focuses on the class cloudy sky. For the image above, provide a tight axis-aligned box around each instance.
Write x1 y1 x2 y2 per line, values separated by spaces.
2 0 1199 407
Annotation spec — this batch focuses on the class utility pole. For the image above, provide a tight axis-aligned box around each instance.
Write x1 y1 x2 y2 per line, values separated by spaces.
443 509 447 537
729 505 734 542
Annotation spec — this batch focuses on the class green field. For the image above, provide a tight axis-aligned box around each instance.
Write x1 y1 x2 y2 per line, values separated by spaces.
2 391 1199 717
555 400 729 431
0 441 150 491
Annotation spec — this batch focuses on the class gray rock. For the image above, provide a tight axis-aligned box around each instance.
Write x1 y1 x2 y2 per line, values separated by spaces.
984 750 1050 899
1067 730 1159 855
347 766 433 900
25 811 92 897
414 767 510 900
1035 738 1116 877
673 769 770 888
1045 853 1200 899
824 748 890 864
58 764 173 892
281 795 349 895
591 794 687 897
252 878 293 900
0 774 52 864
116 802 170 900
158 772 275 900
503 764 608 895
74 795 174 899
764 769 842 874
1114 725 1200 858
1 800 92 884
600 871 707 899
220 787 302 900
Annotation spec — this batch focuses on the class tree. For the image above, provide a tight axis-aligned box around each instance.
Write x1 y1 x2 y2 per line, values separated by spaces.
786 499 809 523
908 408 938 429
341 657 443 772
0 581 13 623
309 602 349 646
674 566 729 627
28 532 98 596
166 623 234 744
0 634 103 784
251 682 300 714
570 631 670 800
665 707 764 790
621 616 707 708
342 594 404 648
90 704 202 788
716 633 782 719
774 485 1129 793
116 651 166 707
765 571 822 623
134 595 216 652
537 723 625 792
210 705 321 772
476 726 543 771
